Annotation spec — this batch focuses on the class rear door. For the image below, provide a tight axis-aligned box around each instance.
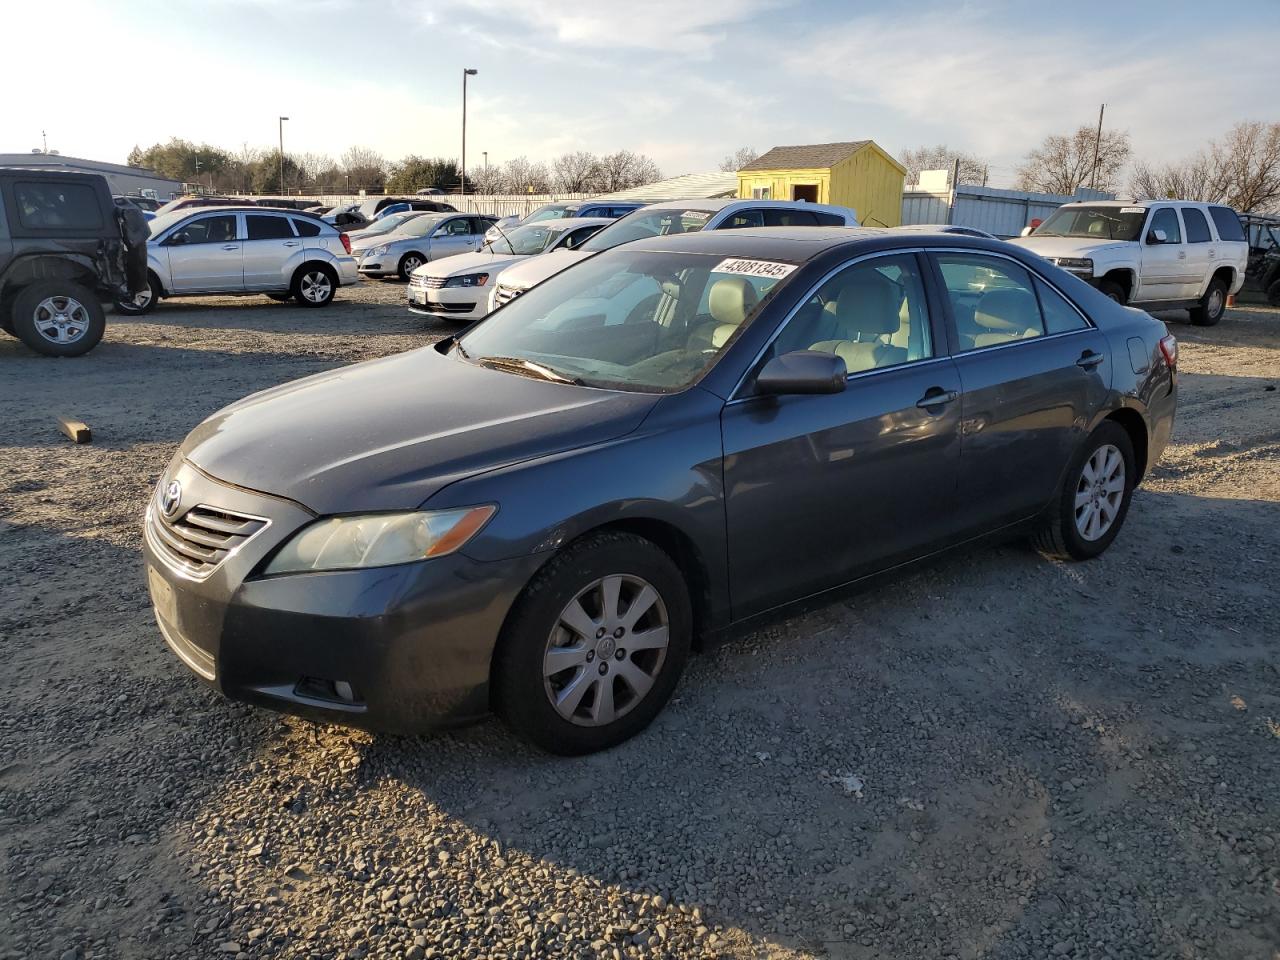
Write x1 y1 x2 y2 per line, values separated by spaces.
241 213 300 289
1137 206 1191 301
163 213 242 292
929 251 1110 532
1180 206 1214 296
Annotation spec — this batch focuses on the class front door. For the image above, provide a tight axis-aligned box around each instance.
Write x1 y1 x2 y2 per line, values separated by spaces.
429 217 479 260
931 252 1111 533
164 213 242 292
241 213 300 289
1137 206 1190 302
722 252 963 619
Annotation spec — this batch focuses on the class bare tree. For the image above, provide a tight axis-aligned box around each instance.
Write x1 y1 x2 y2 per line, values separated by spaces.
340 146 388 191
595 151 662 192
1130 155 1218 203
898 144 989 186
718 146 759 172
1016 126 1131 195
498 156 551 194
1129 122 1280 212
552 151 601 192
465 164 504 195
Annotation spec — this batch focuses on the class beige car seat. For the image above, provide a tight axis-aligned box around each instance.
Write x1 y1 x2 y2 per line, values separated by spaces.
809 271 908 373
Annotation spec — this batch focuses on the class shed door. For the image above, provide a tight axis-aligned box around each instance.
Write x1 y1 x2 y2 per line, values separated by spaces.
792 184 819 202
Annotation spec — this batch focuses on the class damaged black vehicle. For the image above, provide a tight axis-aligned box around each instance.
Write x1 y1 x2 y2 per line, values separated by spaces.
0 168 150 356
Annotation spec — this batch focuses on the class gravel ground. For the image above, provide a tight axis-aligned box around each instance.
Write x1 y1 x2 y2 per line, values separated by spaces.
1 280 1277 960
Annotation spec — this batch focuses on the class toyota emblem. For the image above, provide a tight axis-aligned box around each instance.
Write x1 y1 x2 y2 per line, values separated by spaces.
160 480 182 518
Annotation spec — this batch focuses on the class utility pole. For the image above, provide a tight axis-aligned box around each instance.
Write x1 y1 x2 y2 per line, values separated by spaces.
42 130 47 153
278 116 289 195
1088 103 1105 193
461 68 478 196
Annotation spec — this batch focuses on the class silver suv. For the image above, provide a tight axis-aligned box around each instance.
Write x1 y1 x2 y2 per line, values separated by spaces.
115 207 359 315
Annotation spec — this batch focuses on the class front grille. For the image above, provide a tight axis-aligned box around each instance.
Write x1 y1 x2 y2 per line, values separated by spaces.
493 284 523 306
422 276 447 289
149 502 268 578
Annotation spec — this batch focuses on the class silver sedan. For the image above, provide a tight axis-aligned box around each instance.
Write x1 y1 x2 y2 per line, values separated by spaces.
356 214 497 280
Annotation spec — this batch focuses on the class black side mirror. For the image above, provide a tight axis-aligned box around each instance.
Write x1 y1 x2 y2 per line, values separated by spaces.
755 350 847 396
1146 228 1168 245
167 231 189 246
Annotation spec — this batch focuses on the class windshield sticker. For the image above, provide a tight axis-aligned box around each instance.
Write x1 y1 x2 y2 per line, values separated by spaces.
713 257 798 280
1120 207 1147 214
681 211 712 221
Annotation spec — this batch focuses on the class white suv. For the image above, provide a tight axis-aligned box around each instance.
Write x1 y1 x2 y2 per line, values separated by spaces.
1009 200 1248 326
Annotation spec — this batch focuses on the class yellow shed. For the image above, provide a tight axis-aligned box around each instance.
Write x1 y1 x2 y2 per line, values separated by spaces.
737 140 906 227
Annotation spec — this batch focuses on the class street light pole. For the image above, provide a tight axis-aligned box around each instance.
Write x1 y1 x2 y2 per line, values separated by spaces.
278 116 289 195
461 68 477 197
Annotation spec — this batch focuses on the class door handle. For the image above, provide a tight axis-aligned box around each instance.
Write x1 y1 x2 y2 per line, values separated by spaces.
1177 251 1186 259
222 244 240 251
283 240 300 247
915 387 959 409
1076 351 1105 369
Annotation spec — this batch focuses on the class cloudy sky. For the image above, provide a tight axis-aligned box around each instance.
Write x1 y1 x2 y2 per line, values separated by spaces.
6 0 1273 185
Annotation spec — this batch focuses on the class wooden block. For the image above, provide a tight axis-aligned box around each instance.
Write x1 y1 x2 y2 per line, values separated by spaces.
57 416 91 444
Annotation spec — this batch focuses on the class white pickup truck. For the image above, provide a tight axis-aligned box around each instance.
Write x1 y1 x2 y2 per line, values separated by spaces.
1009 199 1248 326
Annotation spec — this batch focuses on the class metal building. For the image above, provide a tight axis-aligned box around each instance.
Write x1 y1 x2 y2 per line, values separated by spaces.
901 177 1114 238
0 152 183 200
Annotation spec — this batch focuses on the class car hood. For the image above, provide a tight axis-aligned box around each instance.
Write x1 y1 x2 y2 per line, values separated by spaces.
497 249 592 289
416 250 526 280
1008 236 1129 259
179 345 658 514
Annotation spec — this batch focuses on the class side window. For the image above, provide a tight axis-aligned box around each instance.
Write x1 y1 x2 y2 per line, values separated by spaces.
440 218 469 236
770 254 932 373
291 217 322 237
246 215 295 240
1033 277 1089 334
1208 206 1246 242
1182 208 1211 243
763 209 819 226
750 187 771 199
469 217 493 234
722 209 764 229
1148 208 1182 244
810 211 847 226
176 214 237 244
935 254 1045 351
13 181 103 230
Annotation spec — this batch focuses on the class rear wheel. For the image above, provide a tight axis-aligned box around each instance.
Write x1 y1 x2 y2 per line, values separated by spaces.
397 252 426 281
291 265 337 307
1097 279 1127 304
1032 421 1135 561
1190 277 1227 326
12 281 106 357
493 532 692 755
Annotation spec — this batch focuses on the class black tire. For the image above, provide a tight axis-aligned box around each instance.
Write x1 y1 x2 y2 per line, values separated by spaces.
291 264 337 307
493 532 692 755
1267 279 1280 307
1189 277 1228 326
397 252 426 281
11 281 106 357
1097 279 1127 304
1032 421 1136 561
112 272 161 316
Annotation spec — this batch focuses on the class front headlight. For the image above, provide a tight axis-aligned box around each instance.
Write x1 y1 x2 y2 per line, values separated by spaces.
368 245 389 257
443 273 490 288
1055 257 1093 272
264 505 496 575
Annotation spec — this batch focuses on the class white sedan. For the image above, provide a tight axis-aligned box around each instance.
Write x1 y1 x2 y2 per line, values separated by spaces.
406 217 611 322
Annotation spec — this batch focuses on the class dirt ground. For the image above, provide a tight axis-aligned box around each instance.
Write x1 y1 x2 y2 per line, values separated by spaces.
1 280 1277 960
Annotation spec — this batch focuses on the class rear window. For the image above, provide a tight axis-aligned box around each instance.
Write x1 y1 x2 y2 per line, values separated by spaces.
291 217 322 237
1209 206 1245 242
246 215 295 240
13 181 103 230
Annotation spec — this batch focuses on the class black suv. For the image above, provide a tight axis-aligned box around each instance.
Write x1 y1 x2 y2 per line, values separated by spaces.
1242 214 1280 305
0 168 149 356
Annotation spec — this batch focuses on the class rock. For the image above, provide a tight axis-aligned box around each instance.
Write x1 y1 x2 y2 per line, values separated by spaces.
1052 941 1074 956
219 943 241 954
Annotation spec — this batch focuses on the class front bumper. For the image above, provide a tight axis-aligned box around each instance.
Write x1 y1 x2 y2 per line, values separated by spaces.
142 459 543 732
406 282 488 319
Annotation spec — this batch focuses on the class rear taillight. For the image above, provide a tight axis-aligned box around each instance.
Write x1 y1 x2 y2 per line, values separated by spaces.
1158 334 1177 370
339 232 352 254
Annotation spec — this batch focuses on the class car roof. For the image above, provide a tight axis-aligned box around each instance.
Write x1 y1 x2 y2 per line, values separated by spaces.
1060 198 1231 210
617 225 1027 261
542 216 615 229
173 205 328 221
633 198 853 215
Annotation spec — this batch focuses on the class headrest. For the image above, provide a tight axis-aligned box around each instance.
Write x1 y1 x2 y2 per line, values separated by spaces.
708 277 759 327
834 271 900 336
975 288 1039 332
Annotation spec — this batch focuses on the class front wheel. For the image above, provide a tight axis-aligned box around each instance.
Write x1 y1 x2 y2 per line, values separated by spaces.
397 252 426 281
1189 277 1227 326
291 265 337 307
1032 421 1135 561
12 281 106 357
493 532 692 755
1096 279 1127 304
113 273 161 316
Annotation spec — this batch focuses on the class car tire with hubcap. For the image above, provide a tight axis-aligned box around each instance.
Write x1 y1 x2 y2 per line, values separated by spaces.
12 280 106 357
291 264 337 307
1032 421 1135 561
1189 277 1227 326
493 532 692 755
112 272 161 316
1096 279 1127 304
397 253 425 281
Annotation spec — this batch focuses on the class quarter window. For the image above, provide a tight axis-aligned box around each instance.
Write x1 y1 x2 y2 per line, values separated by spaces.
13 181 103 230
770 254 933 372
246 215 295 240
291 217 322 237
809 211 847 226
1147 208 1182 244
1182 208 1212 243
935 254 1045 350
1208 206 1245 242
1033 277 1089 334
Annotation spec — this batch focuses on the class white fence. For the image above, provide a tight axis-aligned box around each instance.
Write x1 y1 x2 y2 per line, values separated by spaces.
901 185 1114 238
313 193 591 219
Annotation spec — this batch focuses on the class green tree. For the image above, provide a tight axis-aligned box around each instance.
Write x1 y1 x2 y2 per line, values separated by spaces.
386 156 460 193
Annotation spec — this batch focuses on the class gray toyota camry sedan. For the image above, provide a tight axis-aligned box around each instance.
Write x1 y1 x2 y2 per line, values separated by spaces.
144 228 1177 754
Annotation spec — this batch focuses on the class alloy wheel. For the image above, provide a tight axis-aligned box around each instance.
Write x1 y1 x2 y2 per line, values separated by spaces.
1074 443 1125 541
33 295 90 344
1207 287 1224 318
300 271 332 303
403 255 423 273
542 574 670 727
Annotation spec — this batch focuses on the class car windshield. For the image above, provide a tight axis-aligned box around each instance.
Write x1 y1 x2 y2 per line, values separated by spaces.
578 207 716 253
457 249 794 392
524 204 577 224
397 215 446 237
484 223 564 255
1033 206 1147 241
359 213 421 237
148 209 207 238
